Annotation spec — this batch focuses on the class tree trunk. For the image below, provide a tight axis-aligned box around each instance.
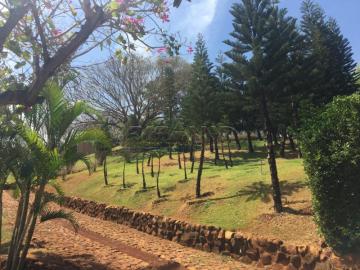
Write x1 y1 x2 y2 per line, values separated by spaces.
168 146 173 159
246 130 254 153
141 154 146 190
191 154 195 174
272 127 279 146
136 157 139 174
177 151 182 169
256 129 263 140
291 98 303 158
289 135 296 151
226 133 233 167
261 95 283 213
280 129 287 158
156 157 161 198
103 156 108 186
232 130 241 150
190 135 195 162
147 155 151 166
209 135 214 153
183 151 188 180
196 128 206 198
0 178 5 247
151 155 154 177
214 136 220 164
220 138 228 169
122 160 126 188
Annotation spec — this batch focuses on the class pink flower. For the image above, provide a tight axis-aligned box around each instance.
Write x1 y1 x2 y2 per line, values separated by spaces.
187 46 194 54
160 13 170 23
52 29 62 37
116 0 125 4
157 47 167 54
125 17 144 26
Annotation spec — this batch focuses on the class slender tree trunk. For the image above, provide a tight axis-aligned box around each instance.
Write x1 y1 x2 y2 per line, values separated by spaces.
190 135 195 162
15 183 45 270
141 154 146 190
196 128 206 198
214 136 220 164
256 129 263 140
273 127 279 146
220 138 228 169
288 135 296 151
177 151 182 169
246 130 254 153
261 95 283 213
93 159 97 172
136 157 139 174
209 135 214 153
0 178 5 247
151 155 154 177
291 98 303 158
147 155 151 166
280 129 287 158
183 151 188 180
156 157 161 198
168 146 173 159
232 130 241 150
103 156 108 186
122 160 126 188
226 133 233 167
191 153 195 174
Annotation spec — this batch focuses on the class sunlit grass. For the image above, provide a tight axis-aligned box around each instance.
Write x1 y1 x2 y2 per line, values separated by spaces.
59 139 308 230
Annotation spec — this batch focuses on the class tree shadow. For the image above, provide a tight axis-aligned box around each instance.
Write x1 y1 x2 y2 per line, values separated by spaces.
236 180 307 203
189 180 307 206
26 251 111 270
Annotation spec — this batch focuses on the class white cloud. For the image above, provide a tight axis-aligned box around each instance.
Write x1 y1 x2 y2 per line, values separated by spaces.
170 0 219 40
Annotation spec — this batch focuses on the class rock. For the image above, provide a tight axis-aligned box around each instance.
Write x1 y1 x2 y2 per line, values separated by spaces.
290 255 302 269
239 255 253 264
225 231 235 240
286 263 298 270
260 252 272 265
246 248 259 261
276 252 290 265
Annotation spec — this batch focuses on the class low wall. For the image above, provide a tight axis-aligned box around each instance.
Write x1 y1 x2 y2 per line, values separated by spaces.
59 195 357 270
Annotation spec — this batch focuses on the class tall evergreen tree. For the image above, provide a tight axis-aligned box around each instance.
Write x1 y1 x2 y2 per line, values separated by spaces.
182 34 219 198
224 0 300 212
301 0 359 106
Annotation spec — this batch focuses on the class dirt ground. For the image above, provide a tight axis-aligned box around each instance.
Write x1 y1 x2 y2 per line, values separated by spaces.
0 191 257 270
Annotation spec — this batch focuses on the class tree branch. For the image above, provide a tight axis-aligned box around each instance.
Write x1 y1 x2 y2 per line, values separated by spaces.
0 4 107 106
0 0 30 51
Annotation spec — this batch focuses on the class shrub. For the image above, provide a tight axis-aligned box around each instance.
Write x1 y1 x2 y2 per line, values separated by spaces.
299 94 360 253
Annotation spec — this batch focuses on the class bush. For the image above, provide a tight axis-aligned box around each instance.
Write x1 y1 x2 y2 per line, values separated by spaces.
299 94 360 253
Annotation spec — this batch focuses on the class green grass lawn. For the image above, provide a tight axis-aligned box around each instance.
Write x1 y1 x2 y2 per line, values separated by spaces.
59 139 310 234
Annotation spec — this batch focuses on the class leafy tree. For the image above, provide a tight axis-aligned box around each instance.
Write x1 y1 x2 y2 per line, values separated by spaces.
2 83 109 270
300 94 360 253
224 0 300 212
0 0 186 106
182 34 219 198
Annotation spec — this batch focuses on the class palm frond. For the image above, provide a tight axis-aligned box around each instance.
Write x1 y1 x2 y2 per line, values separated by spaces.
48 180 65 197
40 209 79 232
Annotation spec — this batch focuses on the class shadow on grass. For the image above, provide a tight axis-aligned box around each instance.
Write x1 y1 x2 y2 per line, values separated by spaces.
236 180 307 203
190 181 307 206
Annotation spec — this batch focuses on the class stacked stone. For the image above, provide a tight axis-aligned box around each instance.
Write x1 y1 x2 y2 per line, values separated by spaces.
56 193 354 270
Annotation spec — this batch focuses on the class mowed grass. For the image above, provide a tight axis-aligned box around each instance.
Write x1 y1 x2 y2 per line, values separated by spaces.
59 139 315 244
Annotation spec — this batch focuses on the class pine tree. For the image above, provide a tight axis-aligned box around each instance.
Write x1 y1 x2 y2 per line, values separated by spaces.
224 0 300 212
301 0 358 106
182 34 219 198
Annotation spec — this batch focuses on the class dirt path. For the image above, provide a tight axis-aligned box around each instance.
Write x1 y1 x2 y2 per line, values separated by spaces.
2 192 255 270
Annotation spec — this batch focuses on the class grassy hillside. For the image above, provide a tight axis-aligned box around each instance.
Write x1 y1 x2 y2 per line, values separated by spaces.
59 140 319 244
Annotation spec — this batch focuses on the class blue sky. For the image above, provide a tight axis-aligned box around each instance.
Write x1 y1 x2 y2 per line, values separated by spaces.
169 0 360 64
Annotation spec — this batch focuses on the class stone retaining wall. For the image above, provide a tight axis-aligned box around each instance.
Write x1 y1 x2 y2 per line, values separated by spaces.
59 195 358 270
